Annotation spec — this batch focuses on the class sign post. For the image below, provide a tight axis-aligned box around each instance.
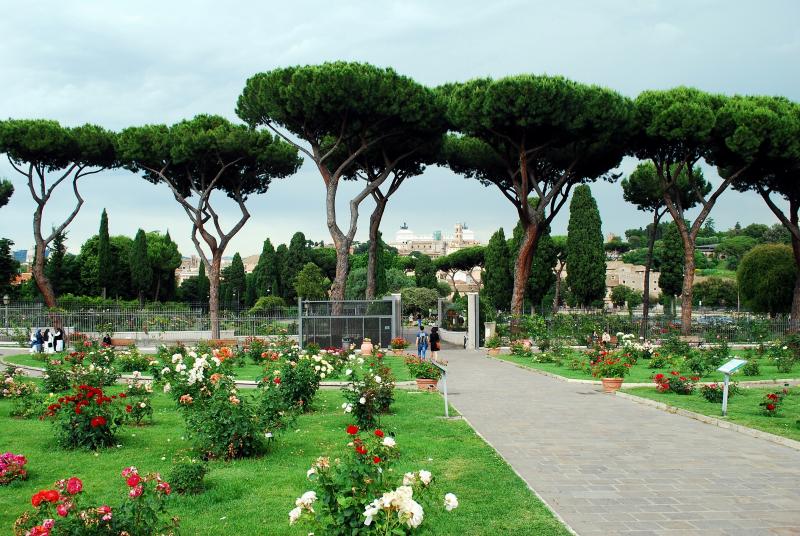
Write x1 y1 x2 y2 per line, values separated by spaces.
431 360 449 418
717 358 747 416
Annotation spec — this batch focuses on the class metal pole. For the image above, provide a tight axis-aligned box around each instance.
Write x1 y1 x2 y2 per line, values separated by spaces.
721 373 730 417
297 297 303 349
441 370 449 418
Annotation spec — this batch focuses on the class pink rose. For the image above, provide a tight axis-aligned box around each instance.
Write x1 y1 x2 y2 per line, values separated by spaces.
56 504 68 517
129 484 143 498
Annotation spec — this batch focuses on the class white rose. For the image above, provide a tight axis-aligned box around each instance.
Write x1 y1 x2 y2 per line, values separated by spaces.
382 437 396 448
345 369 353 376
403 471 416 486
306 467 316 479
163 383 171 393
139 402 146 408
418 470 432 486
444 493 459 511
288 506 302 525
374 376 382 384
359 397 366 404
320 373 326 379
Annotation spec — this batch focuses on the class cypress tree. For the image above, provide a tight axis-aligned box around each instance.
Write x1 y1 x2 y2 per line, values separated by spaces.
414 254 438 289
566 185 606 307
227 253 247 308
197 260 209 303
275 244 289 300
484 228 512 310
284 232 308 300
659 222 685 314
253 238 279 298
129 229 152 306
508 221 557 312
245 272 257 306
44 231 67 296
375 232 388 298
97 209 111 299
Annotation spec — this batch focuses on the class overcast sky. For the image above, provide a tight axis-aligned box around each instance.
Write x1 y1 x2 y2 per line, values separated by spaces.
1 0 798 258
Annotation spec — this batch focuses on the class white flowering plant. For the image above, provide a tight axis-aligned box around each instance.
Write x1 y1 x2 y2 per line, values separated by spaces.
259 345 334 411
340 354 396 429
290 427 458 534
158 345 235 405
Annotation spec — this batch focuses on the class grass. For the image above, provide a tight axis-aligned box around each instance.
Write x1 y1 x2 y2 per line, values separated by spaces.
696 268 736 278
0 386 568 535
2 353 414 382
495 348 799 384
624 385 800 442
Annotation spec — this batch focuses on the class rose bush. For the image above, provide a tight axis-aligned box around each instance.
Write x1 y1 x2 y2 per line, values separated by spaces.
653 371 699 394
341 354 396 429
0 452 28 485
760 389 788 416
44 385 126 450
290 427 458 534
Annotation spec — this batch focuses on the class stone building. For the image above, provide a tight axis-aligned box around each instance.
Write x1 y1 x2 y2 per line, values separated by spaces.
390 223 481 258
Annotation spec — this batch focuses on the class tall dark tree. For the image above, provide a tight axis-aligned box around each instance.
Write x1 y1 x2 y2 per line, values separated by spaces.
275 244 289 300
44 231 67 296
565 185 606 307
632 89 782 333
129 229 152 306
284 232 308 300
237 62 445 302
118 115 301 337
441 76 632 315
0 238 19 298
659 222 685 315
0 119 117 307
0 179 13 208
435 246 485 293
738 244 796 315
414 254 438 290
483 229 512 310
197 261 209 304
621 162 705 335
245 272 257 307
78 235 134 299
253 238 279 298
97 209 112 299
147 231 181 302
226 253 247 309
551 236 568 313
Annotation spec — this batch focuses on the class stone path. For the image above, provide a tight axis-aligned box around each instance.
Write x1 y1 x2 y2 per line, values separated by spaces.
442 348 800 536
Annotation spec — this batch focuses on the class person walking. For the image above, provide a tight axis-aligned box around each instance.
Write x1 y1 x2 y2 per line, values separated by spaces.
43 329 54 354
53 327 64 352
416 327 428 360
416 313 423 331
430 326 441 362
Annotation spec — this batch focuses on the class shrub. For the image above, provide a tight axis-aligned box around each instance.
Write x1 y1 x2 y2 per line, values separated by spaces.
45 385 126 450
775 355 795 374
43 360 119 392
159 346 236 404
0 452 28 485
485 335 502 349
341 357 396 429
116 347 152 372
168 457 208 495
683 353 709 376
653 371 698 394
589 351 631 378
13 468 177 536
126 397 153 426
390 337 409 350
759 389 788 416
661 331 691 357
741 360 760 376
649 352 674 369
405 357 442 380
9 381 43 419
273 350 333 411
291 427 458 534
700 382 740 403
510 341 533 358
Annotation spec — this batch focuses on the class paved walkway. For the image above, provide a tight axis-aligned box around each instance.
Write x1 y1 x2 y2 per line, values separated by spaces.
443 348 800 536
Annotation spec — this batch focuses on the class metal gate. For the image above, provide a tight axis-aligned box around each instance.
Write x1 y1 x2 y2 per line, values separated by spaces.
299 298 399 349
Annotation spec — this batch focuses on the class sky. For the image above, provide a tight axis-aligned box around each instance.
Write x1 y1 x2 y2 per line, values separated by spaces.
1 0 798 258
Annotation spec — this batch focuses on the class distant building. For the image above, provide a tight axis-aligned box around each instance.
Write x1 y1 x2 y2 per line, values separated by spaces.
390 223 481 258
174 255 232 286
605 260 661 298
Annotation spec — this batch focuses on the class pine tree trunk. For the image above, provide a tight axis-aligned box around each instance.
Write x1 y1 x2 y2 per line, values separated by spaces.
511 223 540 316
208 255 222 339
366 199 387 300
32 221 57 308
640 211 660 338
154 275 161 303
791 233 800 331
330 243 351 303
552 268 562 314
678 230 696 336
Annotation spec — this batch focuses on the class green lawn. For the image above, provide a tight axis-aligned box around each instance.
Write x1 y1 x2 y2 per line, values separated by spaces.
2 353 414 382
0 387 567 535
624 386 800 442
495 349 798 384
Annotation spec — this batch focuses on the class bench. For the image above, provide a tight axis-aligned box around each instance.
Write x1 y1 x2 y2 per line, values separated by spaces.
205 338 239 348
109 338 136 347
678 335 703 347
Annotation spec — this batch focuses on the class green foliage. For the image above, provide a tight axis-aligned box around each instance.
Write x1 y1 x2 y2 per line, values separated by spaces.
129 229 152 303
484 229 512 310
97 209 111 296
405 356 443 380
223 252 247 305
716 235 758 270
0 238 19 297
659 222 685 299
47 385 125 450
738 244 796 314
253 238 280 299
79 234 134 299
400 287 439 316
345 267 368 299
147 231 182 301
249 295 287 314
385 268 415 293
742 360 760 376
414 254 438 289
284 232 308 300
0 178 13 208
294 262 331 300
700 382 740 403
692 277 738 307
169 457 208 495
566 185 606 306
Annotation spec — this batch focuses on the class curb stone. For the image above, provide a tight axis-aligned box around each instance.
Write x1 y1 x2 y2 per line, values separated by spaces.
614 390 800 452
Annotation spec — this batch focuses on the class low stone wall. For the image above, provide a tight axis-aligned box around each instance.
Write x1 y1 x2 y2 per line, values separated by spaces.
439 329 466 347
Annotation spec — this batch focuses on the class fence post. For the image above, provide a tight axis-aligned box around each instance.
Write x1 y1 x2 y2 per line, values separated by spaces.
297 297 303 349
466 292 479 350
391 294 401 340
437 298 444 328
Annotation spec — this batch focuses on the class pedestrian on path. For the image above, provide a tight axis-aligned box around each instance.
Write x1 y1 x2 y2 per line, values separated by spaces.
429 326 441 362
416 327 428 359
416 313 423 330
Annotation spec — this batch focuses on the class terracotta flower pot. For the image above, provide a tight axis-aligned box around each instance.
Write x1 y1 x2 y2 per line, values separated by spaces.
487 348 501 356
601 377 624 393
416 378 438 391
522 339 532 350
392 349 405 356
360 340 374 355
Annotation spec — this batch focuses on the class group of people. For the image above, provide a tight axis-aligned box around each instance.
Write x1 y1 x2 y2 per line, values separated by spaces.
414 314 441 361
28 327 65 354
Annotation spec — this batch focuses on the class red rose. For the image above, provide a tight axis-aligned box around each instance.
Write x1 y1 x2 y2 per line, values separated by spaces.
126 405 132 413
766 403 776 411
126 474 141 487
373 456 381 464
43 489 60 503
679 376 687 381
671 371 679 376
273 377 281 385
691 376 699 381
346 425 359 435
31 492 43 507
654 374 664 381
66 477 82 495
374 429 384 438
355 445 367 455
118 393 127 398
90 416 107 428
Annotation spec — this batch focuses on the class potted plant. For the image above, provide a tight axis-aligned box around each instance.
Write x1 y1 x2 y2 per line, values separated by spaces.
590 352 632 393
360 337 373 355
405 357 442 391
389 337 409 356
485 335 502 356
